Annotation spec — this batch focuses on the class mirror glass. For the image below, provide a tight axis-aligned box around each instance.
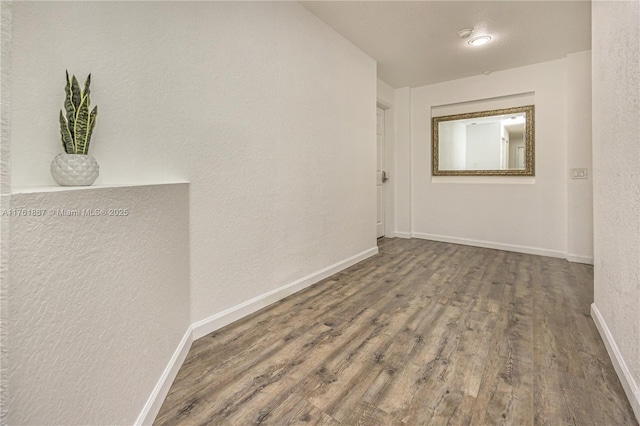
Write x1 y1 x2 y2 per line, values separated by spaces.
432 105 535 176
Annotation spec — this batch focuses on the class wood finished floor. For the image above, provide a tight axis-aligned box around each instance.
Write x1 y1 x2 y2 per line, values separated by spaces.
154 238 637 425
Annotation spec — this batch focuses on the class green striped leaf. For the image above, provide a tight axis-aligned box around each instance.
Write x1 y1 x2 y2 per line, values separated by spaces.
84 106 98 154
59 110 75 154
71 75 81 112
64 71 76 132
63 72 97 153
73 95 90 154
83 74 91 107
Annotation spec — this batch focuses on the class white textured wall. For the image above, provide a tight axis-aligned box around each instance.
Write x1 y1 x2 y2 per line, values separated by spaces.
10 0 376 331
401 57 591 257
567 50 593 262
178 3 377 323
7 184 190 425
592 0 640 413
393 87 412 237
8 2 376 422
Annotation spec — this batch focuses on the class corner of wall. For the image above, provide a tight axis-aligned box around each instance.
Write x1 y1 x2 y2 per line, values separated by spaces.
191 246 378 340
393 87 412 236
591 304 640 421
377 78 394 108
138 244 379 424
135 328 193 426
566 49 594 263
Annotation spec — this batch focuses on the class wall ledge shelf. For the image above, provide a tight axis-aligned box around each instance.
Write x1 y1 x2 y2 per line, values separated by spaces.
10 181 190 195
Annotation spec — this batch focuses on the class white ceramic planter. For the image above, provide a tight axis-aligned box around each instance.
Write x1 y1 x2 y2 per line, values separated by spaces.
50 153 100 186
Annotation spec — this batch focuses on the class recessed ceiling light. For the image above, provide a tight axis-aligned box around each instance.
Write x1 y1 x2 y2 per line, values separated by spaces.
468 36 492 46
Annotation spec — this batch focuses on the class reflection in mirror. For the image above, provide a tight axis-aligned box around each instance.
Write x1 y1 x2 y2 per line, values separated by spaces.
432 105 535 176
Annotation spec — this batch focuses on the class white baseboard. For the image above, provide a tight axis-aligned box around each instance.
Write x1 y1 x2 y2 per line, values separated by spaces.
394 231 412 239
411 232 566 259
135 241 604 425
135 246 378 424
565 253 594 265
135 327 194 426
405 232 592 264
591 303 640 422
191 246 379 339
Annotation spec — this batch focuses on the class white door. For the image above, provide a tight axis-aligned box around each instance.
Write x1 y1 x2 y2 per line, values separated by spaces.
377 107 385 238
501 137 509 169
516 146 525 169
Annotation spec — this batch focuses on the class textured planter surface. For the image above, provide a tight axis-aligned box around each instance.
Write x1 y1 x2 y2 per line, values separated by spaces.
50 154 99 186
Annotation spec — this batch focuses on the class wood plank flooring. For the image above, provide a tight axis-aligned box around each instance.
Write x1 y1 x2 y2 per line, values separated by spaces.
154 238 637 425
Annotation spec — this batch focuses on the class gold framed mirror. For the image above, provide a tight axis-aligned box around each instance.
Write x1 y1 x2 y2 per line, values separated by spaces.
432 105 535 176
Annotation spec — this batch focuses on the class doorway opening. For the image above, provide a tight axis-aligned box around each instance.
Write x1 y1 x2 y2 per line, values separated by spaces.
377 106 387 238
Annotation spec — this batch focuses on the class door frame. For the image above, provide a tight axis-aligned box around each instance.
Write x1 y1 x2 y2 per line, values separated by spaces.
377 99 393 239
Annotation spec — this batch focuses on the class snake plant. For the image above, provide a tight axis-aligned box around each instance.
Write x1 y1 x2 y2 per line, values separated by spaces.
59 71 98 155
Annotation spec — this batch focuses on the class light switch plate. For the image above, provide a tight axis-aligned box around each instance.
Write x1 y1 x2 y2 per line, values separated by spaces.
571 168 588 179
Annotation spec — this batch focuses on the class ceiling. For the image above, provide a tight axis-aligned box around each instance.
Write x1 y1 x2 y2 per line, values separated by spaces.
300 1 591 88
